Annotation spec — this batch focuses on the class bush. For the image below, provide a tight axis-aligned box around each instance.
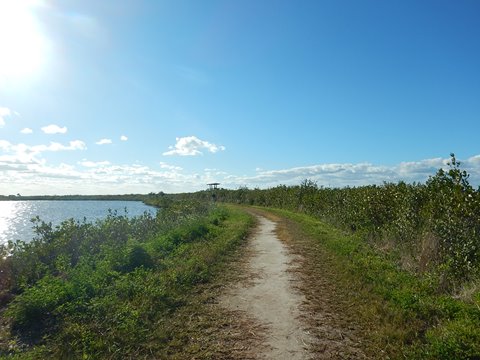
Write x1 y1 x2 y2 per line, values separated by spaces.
423 317 480 359
122 244 154 273
7 275 73 330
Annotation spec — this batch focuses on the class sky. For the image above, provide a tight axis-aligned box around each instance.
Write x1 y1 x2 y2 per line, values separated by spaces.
0 0 479 195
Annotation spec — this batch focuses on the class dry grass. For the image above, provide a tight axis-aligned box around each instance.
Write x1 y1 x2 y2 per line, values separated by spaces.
454 278 480 304
418 232 441 273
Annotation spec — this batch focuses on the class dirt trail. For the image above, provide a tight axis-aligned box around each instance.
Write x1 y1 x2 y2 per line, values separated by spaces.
220 215 314 359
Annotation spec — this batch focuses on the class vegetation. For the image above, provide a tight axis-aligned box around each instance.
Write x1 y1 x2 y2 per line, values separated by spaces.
172 153 480 358
262 208 480 358
0 201 254 358
191 154 480 288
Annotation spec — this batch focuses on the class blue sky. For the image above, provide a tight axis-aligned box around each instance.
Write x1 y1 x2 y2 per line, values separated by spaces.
0 0 479 195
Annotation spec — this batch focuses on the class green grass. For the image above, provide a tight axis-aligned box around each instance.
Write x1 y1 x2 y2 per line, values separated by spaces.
263 207 480 359
0 204 255 359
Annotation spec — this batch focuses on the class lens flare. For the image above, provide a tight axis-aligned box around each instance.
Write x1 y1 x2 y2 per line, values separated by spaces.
0 0 49 83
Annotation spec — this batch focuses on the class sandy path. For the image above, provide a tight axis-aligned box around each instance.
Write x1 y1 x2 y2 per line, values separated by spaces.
221 215 314 359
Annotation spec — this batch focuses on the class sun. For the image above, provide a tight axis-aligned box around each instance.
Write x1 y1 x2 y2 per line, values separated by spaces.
0 0 48 82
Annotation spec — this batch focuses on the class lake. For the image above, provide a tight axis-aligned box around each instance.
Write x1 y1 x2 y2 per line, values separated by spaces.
0 200 156 245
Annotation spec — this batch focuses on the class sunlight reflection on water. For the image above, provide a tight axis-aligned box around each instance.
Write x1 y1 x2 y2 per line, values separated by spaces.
0 200 156 245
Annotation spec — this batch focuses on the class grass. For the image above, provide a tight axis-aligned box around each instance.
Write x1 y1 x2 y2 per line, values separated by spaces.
0 204 256 359
254 207 480 359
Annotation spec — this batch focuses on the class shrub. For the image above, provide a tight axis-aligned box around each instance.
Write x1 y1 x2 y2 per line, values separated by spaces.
7 275 73 330
122 244 154 273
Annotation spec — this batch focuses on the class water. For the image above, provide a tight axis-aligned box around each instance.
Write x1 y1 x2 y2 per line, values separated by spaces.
0 200 156 245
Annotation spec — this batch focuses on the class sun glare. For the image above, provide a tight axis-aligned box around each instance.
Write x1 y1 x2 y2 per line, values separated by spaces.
0 0 48 83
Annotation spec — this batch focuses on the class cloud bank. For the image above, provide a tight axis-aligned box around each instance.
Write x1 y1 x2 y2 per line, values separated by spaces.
1 151 479 196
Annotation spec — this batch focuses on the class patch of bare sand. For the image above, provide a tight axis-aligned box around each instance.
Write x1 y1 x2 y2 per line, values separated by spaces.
220 216 314 359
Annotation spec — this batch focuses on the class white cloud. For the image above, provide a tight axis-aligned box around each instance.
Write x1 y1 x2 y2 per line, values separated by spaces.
159 162 183 171
163 136 226 156
0 140 12 151
120 135 128 141
0 107 12 127
222 163 386 188
20 127 33 134
96 138 112 145
0 140 86 168
218 156 480 189
32 141 86 152
468 155 480 165
41 124 67 134
0 153 479 196
0 107 11 116
79 160 111 168
69 140 87 150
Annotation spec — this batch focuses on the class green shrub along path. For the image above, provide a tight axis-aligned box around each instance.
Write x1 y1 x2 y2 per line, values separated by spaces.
0 203 257 359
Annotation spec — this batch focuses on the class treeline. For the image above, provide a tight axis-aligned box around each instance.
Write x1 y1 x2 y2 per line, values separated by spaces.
181 154 480 289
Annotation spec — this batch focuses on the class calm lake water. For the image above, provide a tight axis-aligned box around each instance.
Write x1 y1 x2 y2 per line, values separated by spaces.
0 200 156 245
